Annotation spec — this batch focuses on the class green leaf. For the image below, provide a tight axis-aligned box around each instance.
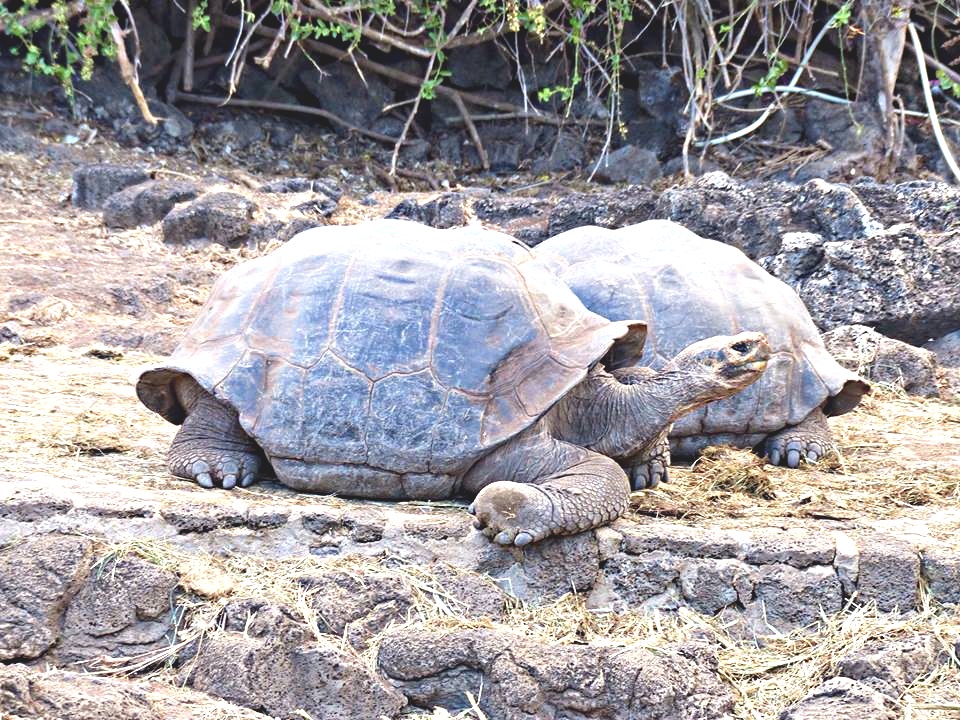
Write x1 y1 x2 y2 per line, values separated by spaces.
831 2 853 28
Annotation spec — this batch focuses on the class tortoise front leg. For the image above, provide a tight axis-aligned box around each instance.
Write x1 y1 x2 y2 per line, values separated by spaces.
168 377 263 489
763 407 835 468
622 427 672 490
462 427 630 546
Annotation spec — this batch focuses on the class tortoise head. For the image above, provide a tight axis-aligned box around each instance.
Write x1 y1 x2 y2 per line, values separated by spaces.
663 331 771 408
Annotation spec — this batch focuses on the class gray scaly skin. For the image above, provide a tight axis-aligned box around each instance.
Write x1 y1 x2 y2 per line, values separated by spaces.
166 332 770 546
607 365 672 489
465 332 771 545
168 377 262 490
623 429 672 490
764 408 834 468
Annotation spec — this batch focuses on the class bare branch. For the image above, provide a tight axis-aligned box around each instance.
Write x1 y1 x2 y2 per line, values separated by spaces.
184 0 196 91
256 0 298 69
390 54 436 175
452 92 490 170
173 91 403 144
109 21 159 125
300 0 432 57
698 8 842 148
908 21 960 183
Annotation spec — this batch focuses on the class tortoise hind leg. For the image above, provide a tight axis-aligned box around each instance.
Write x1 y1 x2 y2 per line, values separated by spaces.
462 427 630 546
168 377 263 489
763 407 835 469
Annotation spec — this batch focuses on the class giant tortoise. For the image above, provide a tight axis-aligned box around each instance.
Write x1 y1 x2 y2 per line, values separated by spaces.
533 219 870 477
138 219 771 544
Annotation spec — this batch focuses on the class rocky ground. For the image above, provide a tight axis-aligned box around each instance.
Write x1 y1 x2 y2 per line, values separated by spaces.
2 73 960 719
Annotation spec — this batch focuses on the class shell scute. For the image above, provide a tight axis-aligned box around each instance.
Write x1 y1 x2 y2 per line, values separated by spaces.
367 369 447 473
243 249 349 367
187 256 274 347
299 352 371 464
333 250 446 380
433 256 541 394
429 390 487 472
251 360 305 457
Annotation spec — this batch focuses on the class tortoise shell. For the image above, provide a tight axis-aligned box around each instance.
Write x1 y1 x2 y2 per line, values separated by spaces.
138 220 639 492
532 220 869 451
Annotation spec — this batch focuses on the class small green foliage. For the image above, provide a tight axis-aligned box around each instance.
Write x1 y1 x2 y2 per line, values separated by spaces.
290 16 361 43
521 4 548 39
193 0 212 32
752 56 788 96
937 69 960 99
0 0 118 96
538 84 574 103
831 2 853 28
420 68 451 99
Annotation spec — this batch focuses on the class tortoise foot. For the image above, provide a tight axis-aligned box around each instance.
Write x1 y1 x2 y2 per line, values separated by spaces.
625 433 671 490
468 481 552 547
169 445 261 490
628 458 669 490
168 379 262 490
764 408 835 469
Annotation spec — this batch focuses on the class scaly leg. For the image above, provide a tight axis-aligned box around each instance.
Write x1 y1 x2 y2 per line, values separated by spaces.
168 376 262 489
462 426 630 547
622 427 672 490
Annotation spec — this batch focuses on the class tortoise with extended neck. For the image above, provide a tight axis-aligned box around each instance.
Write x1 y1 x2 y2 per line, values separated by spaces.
138 220 770 545
533 219 870 483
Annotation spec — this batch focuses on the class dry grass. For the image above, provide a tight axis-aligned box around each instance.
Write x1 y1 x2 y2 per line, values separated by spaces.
691 446 778 499
0 348 175 491
721 598 960 718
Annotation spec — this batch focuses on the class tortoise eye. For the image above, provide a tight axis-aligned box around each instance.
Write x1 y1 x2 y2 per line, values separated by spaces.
731 341 749 353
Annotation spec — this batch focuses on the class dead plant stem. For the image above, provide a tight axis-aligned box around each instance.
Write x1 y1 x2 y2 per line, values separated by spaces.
908 21 960 183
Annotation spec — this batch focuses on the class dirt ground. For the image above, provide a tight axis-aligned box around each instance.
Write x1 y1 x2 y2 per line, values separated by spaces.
2 104 960 720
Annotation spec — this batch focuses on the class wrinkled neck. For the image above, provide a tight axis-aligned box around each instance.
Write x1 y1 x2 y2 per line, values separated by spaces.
550 366 715 461
635 369 717 423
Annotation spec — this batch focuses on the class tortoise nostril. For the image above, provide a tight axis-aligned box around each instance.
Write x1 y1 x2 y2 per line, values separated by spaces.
731 341 749 354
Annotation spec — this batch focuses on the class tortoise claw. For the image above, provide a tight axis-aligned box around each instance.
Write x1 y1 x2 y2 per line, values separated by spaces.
196 472 214 489
786 449 801 468
514 531 534 547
